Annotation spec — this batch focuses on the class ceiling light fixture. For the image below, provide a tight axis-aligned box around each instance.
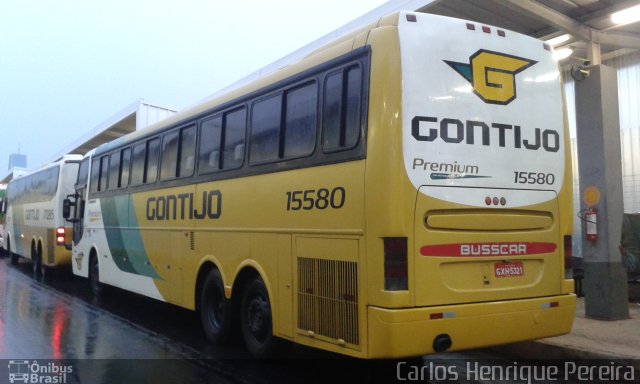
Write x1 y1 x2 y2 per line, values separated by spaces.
611 4 640 26
546 34 571 46
552 48 573 61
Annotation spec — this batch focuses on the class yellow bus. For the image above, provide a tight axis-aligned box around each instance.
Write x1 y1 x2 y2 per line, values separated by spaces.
2 155 81 277
64 12 575 358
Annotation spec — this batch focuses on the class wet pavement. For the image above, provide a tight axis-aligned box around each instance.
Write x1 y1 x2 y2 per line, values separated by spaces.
0 254 388 384
1 253 637 384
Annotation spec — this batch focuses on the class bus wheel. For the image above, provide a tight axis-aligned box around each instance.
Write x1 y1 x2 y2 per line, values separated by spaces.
8 239 18 265
90 254 105 297
241 276 276 357
200 269 232 345
32 245 41 277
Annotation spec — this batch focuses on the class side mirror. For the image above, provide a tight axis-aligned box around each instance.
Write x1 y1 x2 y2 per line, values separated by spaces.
63 198 72 219
0 198 5 214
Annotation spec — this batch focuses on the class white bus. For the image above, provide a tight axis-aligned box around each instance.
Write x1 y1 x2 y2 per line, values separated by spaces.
2 155 82 276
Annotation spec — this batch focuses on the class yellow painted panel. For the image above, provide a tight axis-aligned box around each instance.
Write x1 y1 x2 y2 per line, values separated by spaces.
426 211 553 231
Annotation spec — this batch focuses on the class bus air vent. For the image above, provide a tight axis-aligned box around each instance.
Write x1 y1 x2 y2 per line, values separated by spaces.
297 257 359 347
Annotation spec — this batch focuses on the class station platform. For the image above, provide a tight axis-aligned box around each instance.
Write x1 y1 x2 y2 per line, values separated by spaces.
491 297 640 367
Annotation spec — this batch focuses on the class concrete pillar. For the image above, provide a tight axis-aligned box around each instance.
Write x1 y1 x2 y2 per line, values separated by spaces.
575 65 629 320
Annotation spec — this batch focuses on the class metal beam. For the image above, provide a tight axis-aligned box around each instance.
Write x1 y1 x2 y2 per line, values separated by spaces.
504 0 640 50
500 0 592 41
599 31 640 50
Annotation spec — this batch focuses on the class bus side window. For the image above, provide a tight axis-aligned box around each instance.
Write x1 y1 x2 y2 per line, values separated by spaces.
120 148 131 188
145 138 160 184
99 156 109 192
283 82 317 159
179 125 197 177
250 94 282 164
131 142 146 186
90 158 100 193
223 107 246 169
77 158 90 188
323 65 362 152
161 131 179 180
108 152 120 190
199 115 222 174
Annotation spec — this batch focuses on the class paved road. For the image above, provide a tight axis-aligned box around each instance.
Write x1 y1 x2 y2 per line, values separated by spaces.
0 255 397 383
0 254 625 384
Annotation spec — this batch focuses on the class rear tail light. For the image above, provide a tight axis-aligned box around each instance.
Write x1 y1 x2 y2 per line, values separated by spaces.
384 237 408 290
564 235 573 269
56 227 65 246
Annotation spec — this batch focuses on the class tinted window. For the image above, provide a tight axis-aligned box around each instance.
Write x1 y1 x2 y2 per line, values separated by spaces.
121 148 131 188
199 116 222 174
284 83 317 158
323 66 362 152
323 72 342 150
8 166 60 204
146 138 160 184
344 66 362 148
99 156 109 191
179 126 197 177
161 131 179 180
90 158 100 193
131 143 146 186
77 158 90 187
250 95 282 163
222 108 246 169
108 152 121 189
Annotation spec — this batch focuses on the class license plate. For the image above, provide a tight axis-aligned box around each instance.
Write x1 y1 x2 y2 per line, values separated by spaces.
494 262 524 277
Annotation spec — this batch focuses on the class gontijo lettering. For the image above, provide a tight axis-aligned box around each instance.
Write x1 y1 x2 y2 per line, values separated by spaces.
411 117 560 153
146 190 221 221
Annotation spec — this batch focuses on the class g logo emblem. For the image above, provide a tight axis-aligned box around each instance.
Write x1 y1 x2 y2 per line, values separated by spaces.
445 50 537 105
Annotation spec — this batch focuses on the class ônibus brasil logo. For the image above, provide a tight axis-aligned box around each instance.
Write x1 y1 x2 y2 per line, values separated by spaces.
444 50 537 105
8 360 73 384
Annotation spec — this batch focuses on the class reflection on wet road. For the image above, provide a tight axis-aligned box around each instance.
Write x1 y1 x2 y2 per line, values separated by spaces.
2 253 588 384
0 255 385 384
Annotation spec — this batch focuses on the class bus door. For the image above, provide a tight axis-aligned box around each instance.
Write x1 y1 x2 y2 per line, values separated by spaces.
73 158 91 245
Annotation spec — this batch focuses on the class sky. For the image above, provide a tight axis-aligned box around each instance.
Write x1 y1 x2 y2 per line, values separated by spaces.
0 0 389 176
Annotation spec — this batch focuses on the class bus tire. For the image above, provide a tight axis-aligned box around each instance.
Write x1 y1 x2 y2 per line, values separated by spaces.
200 269 232 345
90 253 106 297
32 243 41 277
38 243 49 280
8 238 18 265
241 276 277 357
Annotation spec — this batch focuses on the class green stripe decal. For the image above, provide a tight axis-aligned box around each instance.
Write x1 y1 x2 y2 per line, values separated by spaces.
100 196 160 279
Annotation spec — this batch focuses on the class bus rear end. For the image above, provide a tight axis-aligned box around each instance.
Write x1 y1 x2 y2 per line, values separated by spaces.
366 12 575 358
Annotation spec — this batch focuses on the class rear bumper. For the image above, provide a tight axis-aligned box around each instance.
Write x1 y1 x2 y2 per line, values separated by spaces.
367 294 576 358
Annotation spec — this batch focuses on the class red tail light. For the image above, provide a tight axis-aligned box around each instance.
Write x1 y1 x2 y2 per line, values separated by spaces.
564 235 573 269
384 237 408 291
56 227 65 246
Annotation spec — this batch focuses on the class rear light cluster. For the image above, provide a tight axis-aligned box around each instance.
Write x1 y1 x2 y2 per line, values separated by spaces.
485 196 507 206
56 227 65 246
465 22 506 37
384 237 408 291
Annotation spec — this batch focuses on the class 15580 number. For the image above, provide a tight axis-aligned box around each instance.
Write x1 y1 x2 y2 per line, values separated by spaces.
286 187 346 211
513 171 555 185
